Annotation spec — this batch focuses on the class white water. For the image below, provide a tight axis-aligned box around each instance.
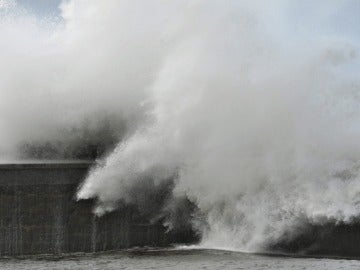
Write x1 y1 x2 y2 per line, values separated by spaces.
1 1 360 252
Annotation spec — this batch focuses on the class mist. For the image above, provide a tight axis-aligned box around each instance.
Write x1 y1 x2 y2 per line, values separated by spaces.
1 0 360 252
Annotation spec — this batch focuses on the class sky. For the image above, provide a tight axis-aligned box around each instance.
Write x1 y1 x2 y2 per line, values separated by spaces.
11 0 61 17
8 0 360 40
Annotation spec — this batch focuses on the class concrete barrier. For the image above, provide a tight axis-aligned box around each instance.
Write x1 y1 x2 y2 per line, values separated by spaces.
0 162 195 256
6 161 357 258
269 222 360 258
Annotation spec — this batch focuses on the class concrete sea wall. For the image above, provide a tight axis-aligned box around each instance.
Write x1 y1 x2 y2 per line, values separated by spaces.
0 162 193 256
270 222 360 258
2 162 359 258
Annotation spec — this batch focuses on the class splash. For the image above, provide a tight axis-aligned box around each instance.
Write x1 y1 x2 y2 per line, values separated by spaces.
76 1 360 252
1 0 360 252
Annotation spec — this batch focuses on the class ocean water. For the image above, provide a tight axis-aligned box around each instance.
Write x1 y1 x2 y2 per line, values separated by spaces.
1 249 360 270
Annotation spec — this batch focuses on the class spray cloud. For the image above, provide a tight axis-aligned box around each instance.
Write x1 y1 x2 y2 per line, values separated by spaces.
1 0 360 252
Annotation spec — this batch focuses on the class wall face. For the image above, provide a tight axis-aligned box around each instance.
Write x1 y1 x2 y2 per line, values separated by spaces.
269 223 360 258
0 163 191 256
2 163 360 258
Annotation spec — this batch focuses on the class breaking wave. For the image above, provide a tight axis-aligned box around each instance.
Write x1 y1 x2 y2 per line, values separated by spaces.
1 0 360 252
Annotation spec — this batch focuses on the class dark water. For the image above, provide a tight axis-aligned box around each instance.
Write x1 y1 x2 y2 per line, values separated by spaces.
1 249 360 270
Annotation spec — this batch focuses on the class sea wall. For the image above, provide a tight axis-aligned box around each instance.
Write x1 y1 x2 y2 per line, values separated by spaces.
0 162 194 256
269 222 360 258
4 162 359 258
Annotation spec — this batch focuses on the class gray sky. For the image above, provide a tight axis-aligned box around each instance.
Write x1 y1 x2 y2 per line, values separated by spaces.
14 0 360 39
16 0 61 17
